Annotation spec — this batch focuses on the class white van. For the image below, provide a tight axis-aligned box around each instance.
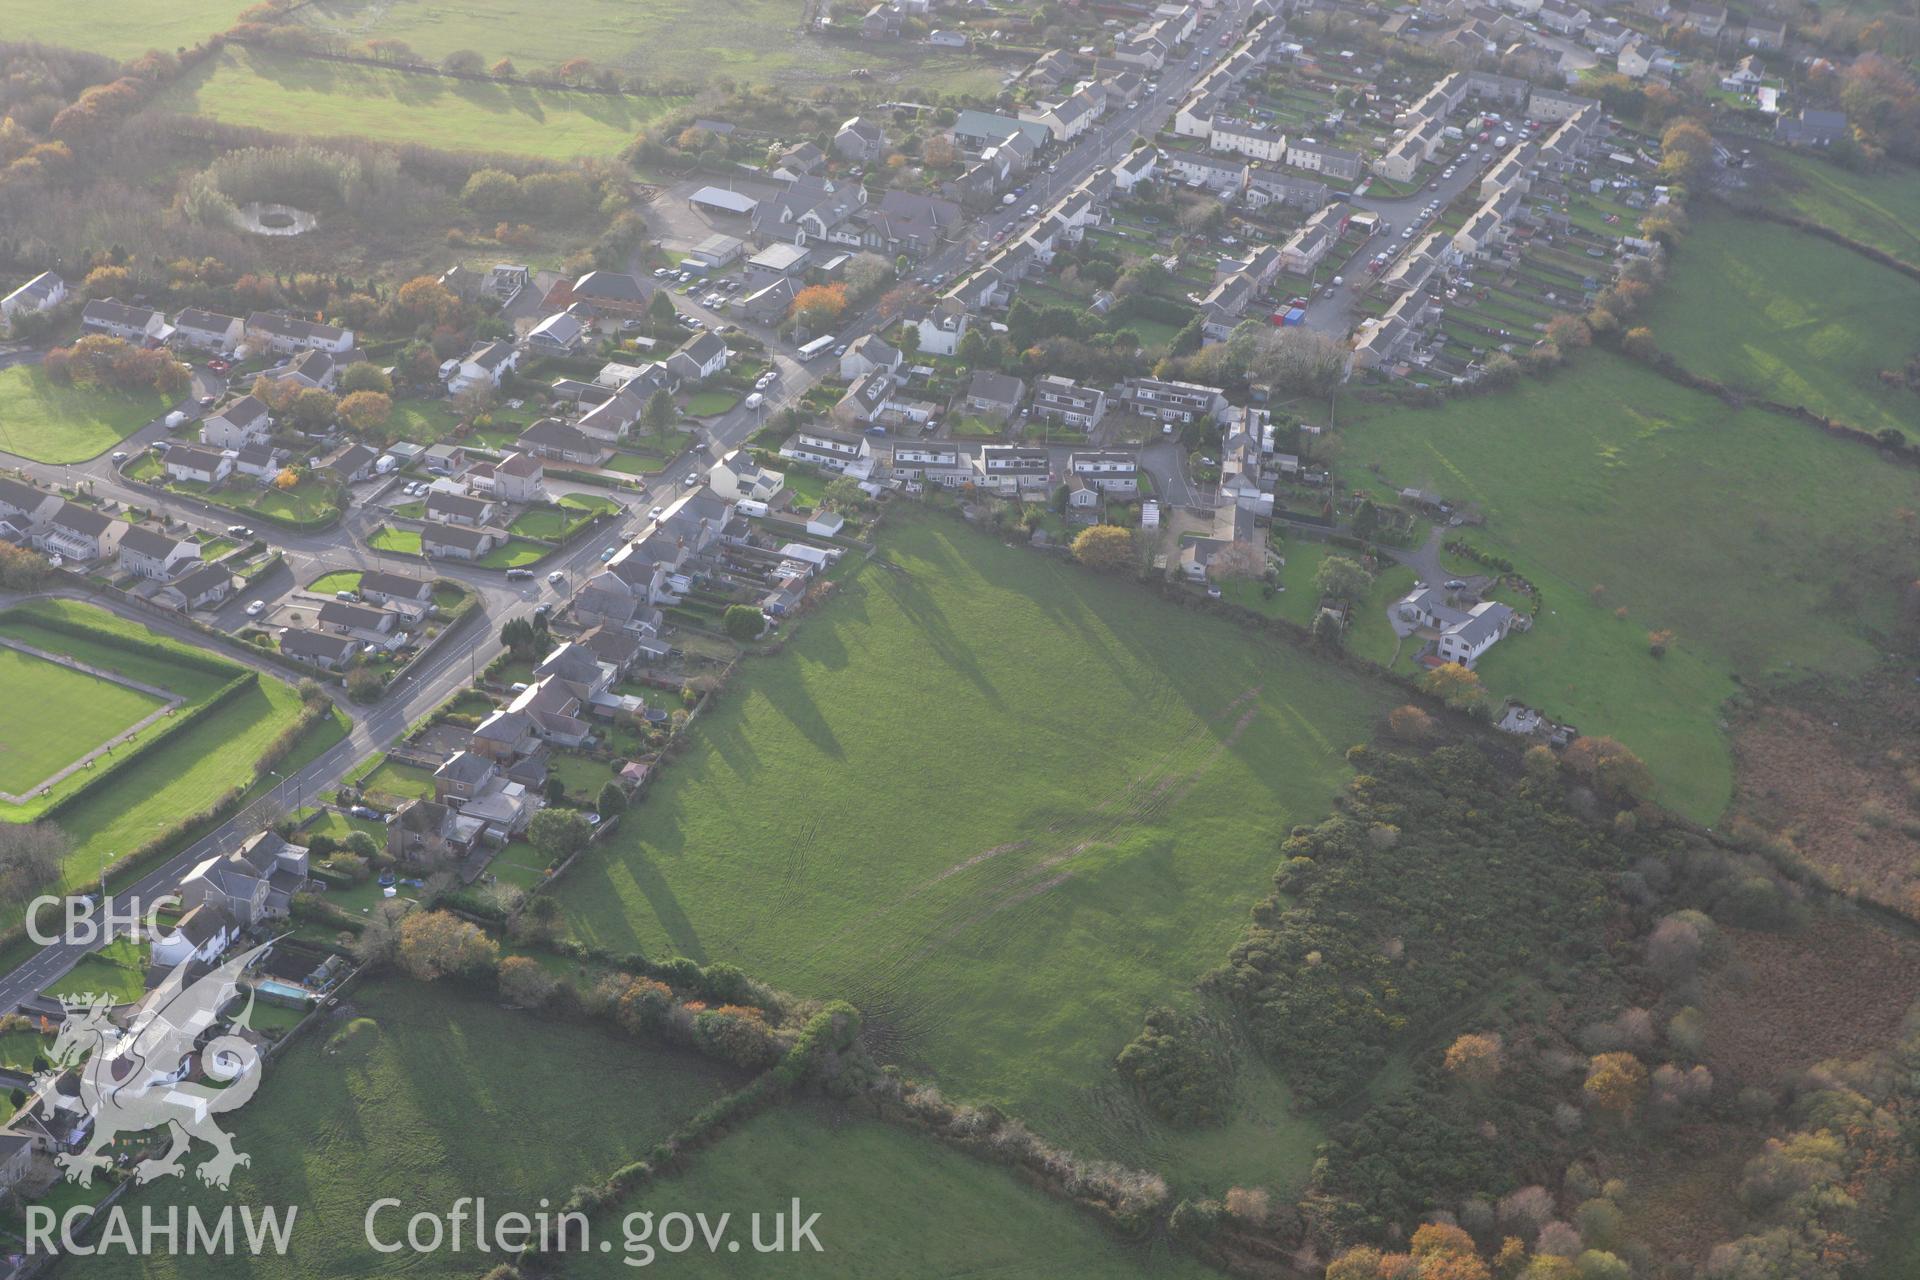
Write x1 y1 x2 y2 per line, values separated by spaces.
744 392 765 410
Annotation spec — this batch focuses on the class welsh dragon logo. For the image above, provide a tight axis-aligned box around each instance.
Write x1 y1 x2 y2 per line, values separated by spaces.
36 940 274 1190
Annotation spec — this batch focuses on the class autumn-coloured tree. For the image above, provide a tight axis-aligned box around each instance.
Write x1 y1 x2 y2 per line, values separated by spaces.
338 390 392 432
1657 118 1712 180
394 276 462 327
1422 662 1487 711
1584 1051 1648 1115
1562 736 1652 802
81 264 133 298
1071 524 1134 573
397 910 500 981
273 467 300 490
922 135 959 168
1387 705 1434 741
1646 628 1674 657
789 283 849 328
1444 1032 1505 1085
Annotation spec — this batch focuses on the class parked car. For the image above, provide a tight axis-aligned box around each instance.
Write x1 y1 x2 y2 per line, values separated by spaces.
648 506 664 520
547 570 565 584
244 600 265 617
505 567 534 579
600 547 618 562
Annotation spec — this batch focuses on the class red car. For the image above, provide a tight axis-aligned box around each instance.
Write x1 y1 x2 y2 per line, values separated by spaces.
206 358 231 374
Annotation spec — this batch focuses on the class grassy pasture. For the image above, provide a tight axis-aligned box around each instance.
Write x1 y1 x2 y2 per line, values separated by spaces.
78 980 749 1280
0 363 170 464
294 0 1006 95
1646 213 1920 442
1345 352 1917 822
555 514 1394 1187
0 647 164 796
1769 150 1920 267
565 1104 1213 1278
156 47 683 160
0 0 244 59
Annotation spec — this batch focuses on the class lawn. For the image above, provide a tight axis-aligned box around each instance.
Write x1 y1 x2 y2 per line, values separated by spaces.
568 1104 1213 1279
385 397 466 445
369 526 422 555
605 451 668 474
0 646 166 797
554 514 1394 1189
352 756 437 806
155 47 686 160
1345 352 1918 821
683 390 739 417
306 570 363 596
475 538 547 568
77 981 750 1280
507 494 617 540
0 363 170 464
1645 212 1920 442
771 466 826 509
0 0 243 58
1769 150 1920 268
292 0 1005 95
46 937 147 1006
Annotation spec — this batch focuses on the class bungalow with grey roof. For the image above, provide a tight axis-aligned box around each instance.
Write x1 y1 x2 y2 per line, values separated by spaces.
421 524 496 560
282 627 357 670
518 419 610 466
425 490 496 527
449 339 519 394
155 564 238 614
965 370 1026 421
162 443 233 486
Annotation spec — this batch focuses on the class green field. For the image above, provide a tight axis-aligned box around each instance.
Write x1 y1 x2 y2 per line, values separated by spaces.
0 363 171 464
1346 353 1917 821
0 0 244 59
1770 150 1920 267
79 980 749 1280
555 515 1393 1185
0 647 164 796
0 601 329 886
294 0 1005 94
156 47 683 159
1646 213 1920 441
566 1105 1212 1279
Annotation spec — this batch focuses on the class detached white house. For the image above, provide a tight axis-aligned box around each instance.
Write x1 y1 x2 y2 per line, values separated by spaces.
449 339 520 394
1396 584 1524 669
